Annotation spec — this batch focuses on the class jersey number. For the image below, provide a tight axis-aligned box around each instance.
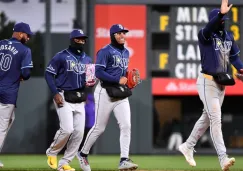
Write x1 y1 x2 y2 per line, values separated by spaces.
0 53 12 71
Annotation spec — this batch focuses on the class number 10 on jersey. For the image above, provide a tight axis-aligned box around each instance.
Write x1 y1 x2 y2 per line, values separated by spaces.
0 53 12 71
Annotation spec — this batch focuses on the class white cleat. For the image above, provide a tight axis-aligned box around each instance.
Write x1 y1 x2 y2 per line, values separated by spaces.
178 143 196 167
221 157 235 171
118 159 138 171
76 153 91 171
0 161 3 168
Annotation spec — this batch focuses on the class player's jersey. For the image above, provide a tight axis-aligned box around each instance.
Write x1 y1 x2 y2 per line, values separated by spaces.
46 49 92 91
198 29 240 75
0 38 33 105
95 44 129 82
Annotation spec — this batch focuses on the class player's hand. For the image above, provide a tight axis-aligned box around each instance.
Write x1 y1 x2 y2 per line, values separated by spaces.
54 93 64 107
20 77 24 82
235 69 243 82
220 0 233 14
119 77 127 85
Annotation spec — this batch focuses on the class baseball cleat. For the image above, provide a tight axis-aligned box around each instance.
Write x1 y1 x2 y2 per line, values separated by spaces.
118 159 138 171
47 156 57 169
76 152 91 171
58 165 75 171
178 143 196 167
0 161 3 168
221 157 235 171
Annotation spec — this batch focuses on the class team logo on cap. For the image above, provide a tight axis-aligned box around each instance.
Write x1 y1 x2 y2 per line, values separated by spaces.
78 29 84 34
117 24 124 29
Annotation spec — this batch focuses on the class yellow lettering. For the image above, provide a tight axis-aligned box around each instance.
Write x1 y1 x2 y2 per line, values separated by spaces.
160 16 169 31
230 25 240 41
231 65 237 79
232 7 238 23
159 53 168 69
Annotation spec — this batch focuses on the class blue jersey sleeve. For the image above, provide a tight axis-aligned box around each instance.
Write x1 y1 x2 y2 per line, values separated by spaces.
230 34 240 57
88 56 93 64
95 49 108 68
21 48 33 69
198 13 226 43
46 54 62 75
45 71 59 96
95 49 120 83
229 33 243 71
21 68 31 80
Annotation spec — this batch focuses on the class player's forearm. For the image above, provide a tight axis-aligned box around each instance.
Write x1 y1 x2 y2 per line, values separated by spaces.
21 68 31 80
203 13 225 38
95 66 120 83
45 72 59 96
230 55 243 71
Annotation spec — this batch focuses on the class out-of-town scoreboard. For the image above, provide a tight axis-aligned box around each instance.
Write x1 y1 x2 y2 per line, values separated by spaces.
151 6 241 79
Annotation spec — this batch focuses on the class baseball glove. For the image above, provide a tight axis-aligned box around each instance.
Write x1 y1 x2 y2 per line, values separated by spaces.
126 68 141 89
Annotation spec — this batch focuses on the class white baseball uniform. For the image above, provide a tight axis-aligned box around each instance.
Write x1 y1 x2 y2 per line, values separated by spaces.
182 9 243 166
80 44 131 158
81 81 131 158
45 48 93 168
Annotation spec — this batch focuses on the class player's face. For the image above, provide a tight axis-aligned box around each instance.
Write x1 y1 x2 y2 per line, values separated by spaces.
218 20 225 30
19 32 30 44
74 38 86 44
114 32 126 44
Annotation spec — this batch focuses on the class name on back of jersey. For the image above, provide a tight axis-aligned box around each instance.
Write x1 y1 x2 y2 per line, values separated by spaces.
0 44 18 55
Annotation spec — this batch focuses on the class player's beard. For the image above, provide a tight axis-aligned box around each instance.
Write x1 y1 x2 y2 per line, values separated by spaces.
20 37 27 44
110 34 124 50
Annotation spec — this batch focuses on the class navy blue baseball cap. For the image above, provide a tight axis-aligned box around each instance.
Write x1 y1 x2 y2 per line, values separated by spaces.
110 24 129 35
70 29 88 39
13 22 34 35
209 9 229 21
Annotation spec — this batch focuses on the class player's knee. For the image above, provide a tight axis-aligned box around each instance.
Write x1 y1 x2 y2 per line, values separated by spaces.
73 128 84 137
120 123 131 132
63 127 74 135
209 113 221 122
95 125 106 134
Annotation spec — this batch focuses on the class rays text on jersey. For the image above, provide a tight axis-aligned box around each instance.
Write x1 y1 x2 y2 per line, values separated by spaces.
213 38 232 53
112 55 129 69
66 60 86 74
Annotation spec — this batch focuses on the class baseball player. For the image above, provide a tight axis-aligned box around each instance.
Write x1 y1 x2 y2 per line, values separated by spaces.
76 24 139 171
45 29 95 171
0 22 33 168
178 1 243 171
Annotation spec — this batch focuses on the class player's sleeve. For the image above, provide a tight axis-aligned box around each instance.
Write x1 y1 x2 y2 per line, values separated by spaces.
45 54 62 95
198 13 226 43
95 50 120 83
123 49 130 76
230 33 240 57
45 71 59 95
21 68 31 80
21 48 33 69
229 33 243 71
46 54 61 75
95 49 108 68
89 56 93 64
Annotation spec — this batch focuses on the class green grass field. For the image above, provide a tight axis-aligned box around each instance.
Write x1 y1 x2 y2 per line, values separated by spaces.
0 155 242 171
